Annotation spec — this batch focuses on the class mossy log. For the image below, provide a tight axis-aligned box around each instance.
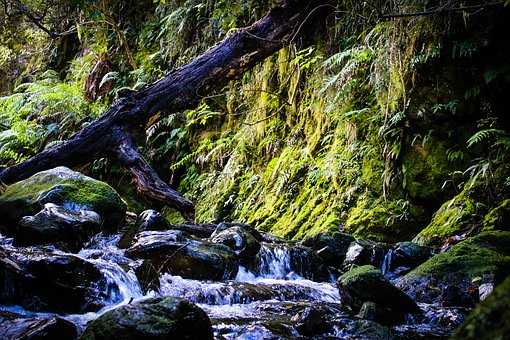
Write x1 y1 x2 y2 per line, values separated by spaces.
0 0 331 220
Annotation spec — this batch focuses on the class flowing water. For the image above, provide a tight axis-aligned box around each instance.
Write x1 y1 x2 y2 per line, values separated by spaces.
0 233 465 339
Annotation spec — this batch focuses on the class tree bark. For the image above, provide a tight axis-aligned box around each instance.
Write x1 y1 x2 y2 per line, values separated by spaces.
0 0 330 220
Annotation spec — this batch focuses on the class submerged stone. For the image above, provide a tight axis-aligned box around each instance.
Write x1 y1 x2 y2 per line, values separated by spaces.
0 167 126 232
80 297 213 340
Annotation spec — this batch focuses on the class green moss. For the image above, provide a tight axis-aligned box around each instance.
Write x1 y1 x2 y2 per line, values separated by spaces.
483 199 510 231
452 275 510 340
0 167 126 228
413 179 489 246
402 140 451 201
408 231 510 281
344 196 423 243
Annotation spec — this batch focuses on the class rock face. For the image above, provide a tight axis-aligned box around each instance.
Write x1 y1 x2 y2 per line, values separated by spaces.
0 167 126 232
0 311 78 340
210 223 261 260
126 230 238 287
15 203 101 251
301 232 355 269
337 265 420 323
0 245 115 313
80 297 213 340
451 275 510 340
397 231 510 307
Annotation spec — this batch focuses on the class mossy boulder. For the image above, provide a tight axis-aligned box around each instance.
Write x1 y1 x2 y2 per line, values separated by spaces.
397 231 510 307
80 297 213 340
337 265 420 322
0 167 126 231
413 177 510 246
451 275 510 340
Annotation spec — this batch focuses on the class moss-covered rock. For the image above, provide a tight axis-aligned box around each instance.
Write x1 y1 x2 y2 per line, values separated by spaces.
398 231 510 307
80 296 213 340
0 167 126 231
451 275 510 340
337 265 420 322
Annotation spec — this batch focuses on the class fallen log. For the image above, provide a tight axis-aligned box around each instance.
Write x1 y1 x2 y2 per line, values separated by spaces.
0 0 331 220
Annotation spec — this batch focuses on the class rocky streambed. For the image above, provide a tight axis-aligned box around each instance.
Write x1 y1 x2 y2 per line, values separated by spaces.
0 167 508 339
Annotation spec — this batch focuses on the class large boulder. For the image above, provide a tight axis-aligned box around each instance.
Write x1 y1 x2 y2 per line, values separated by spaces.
15 203 101 252
126 230 238 288
0 167 126 232
337 265 420 323
80 297 213 340
397 231 510 307
301 232 355 269
451 275 510 340
0 311 78 340
0 245 116 313
210 223 261 261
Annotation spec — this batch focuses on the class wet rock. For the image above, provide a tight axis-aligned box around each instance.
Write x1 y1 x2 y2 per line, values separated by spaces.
0 167 126 233
292 306 332 336
451 275 510 340
0 245 115 313
337 265 420 323
118 210 170 249
0 312 78 340
136 209 170 231
169 223 217 238
347 320 394 339
301 232 355 269
356 301 404 326
343 240 388 269
396 231 510 307
210 223 261 260
382 242 433 276
80 296 213 340
126 230 238 288
14 203 101 252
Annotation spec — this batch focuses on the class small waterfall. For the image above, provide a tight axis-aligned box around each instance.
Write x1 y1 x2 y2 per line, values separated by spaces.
77 234 143 304
381 249 394 275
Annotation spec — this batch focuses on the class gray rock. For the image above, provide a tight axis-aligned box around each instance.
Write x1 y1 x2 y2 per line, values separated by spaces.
16 203 101 251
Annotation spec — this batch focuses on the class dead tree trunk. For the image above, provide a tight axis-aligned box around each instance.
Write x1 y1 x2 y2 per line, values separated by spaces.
0 0 330 220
